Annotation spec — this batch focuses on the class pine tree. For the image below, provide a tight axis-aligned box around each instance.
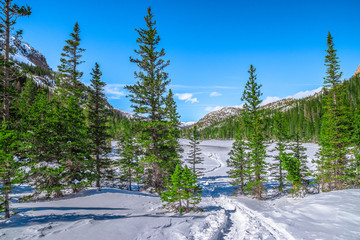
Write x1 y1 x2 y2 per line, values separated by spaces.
241 65 267 200
117 133 142 191
0 122 21 218
317 32 350 191
58 22 85 99
0 2 31 217
49 22 91 193
182 165 202 212
87 63 111 190
0 0 31 123
285 132 309 197
350 108 360 188
270 112 290 192
186 126 204 176
19 87 66 198
54 92 91 193
227 133 249 194
161 164 202 213
125 7 175 192
163 89 182 174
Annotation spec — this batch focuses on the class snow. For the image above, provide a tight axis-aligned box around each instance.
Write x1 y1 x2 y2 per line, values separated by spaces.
1 140 359 240
179 122 196 129
12 53 34 66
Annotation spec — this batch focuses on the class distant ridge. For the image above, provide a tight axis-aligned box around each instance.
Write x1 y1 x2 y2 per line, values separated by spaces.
355 64 360 76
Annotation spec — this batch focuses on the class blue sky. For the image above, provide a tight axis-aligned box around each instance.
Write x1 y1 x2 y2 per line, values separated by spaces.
16 0 360 122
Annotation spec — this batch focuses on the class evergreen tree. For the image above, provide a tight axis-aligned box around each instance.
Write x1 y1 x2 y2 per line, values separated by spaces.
241 65 267 200
54 92 91 193
186 126 204 176
0 122 21 218
0 0 31 123
227 133 249 194
125 7 176 192
49 22 91 193
161 164 202 213
0 2 31 217
87 63 111 190
285 132 309 197
317 32 350 191
163 89 182 173
117 133 142 191
270 112 290 192
350 108 360 188
17 78 37 117
58 22 85 99
20 87 65 198
182 165 202 212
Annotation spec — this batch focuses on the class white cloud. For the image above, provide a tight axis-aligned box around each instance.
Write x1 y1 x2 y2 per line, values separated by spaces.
260 87 323 106
175 93 199 103
205 106 223 112
290 87 322 99
104 84 126 99
233 103 245 109
210 91 222 97
170 85 241 90
260 96 282 106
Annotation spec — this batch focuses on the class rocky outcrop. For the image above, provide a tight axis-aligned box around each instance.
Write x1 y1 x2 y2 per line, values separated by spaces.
355 65 360 76
13 37 51 70
196 107 242 130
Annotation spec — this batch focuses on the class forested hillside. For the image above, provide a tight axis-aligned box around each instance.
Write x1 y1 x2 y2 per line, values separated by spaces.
183 72 360 142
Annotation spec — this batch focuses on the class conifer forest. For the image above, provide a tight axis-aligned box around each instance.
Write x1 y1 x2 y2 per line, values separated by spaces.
0 1 359 239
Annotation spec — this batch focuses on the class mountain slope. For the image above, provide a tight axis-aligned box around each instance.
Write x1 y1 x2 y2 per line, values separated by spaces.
12 37 51 70
185 70 360 140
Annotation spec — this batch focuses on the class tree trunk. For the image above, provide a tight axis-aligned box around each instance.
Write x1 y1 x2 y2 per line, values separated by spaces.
96 153 101 190
4 175 10 218
3 0 11 123
3 0 11 219
129 168 132 191
279 159 283 192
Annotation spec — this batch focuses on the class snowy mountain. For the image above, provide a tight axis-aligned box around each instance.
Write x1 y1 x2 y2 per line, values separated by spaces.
8 38 137 117
179 121 196 129
114 109 138 119
194 93 319 130
12 37 51 70
196 107 242 130
259 98 296 111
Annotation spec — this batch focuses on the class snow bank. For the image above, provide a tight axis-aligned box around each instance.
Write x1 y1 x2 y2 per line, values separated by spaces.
1 140 359 240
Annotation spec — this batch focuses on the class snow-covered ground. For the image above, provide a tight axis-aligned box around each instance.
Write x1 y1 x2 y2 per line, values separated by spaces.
1 140 360 240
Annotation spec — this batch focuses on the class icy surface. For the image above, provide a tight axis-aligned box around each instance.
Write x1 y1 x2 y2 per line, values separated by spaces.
1 140 359 240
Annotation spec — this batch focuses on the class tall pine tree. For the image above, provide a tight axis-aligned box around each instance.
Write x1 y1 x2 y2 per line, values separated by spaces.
0 0 31 218
125 7 178 192
58 22 85 99
52 22 91 193
317 32 350 191
87 63 111 190
241 65 267 200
